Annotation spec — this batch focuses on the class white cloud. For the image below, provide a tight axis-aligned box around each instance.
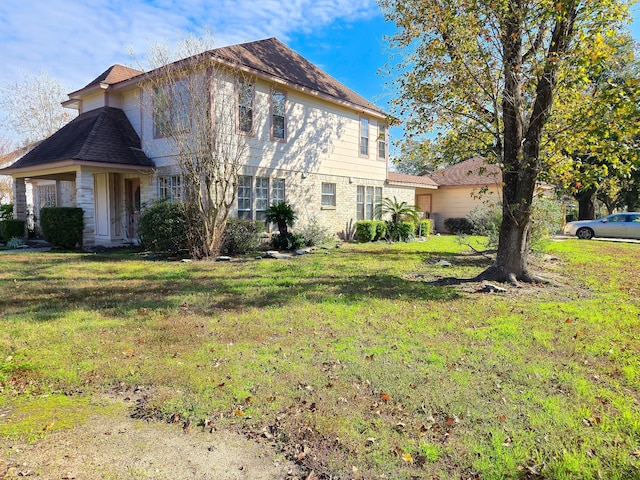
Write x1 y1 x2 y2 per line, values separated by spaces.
0 0 379 90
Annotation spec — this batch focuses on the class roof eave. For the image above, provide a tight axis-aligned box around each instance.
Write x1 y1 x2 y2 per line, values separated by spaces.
1 159 155 177
385 179 438 189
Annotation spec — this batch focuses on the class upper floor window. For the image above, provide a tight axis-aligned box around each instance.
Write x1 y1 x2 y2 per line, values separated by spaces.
377 124 387 159
238 81 254 134
153 81 190 138
360 118 369 156
271 90 286 141
158 175 183 201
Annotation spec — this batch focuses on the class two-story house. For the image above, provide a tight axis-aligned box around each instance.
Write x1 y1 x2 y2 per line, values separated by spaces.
3 37 415 247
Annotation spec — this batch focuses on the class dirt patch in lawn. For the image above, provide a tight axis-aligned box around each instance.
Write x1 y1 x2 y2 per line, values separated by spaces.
0 398 301 480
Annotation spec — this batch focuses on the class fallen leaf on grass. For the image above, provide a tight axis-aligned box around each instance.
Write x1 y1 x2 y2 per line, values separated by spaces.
402 452 413 463
380 392 391 402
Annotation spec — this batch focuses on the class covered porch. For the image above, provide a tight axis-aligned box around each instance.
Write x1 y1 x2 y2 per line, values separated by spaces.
1 106 155 247
8 162 152 247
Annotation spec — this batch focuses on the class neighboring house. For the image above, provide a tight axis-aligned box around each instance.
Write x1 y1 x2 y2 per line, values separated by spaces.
388 157 503 232
2 37 416 247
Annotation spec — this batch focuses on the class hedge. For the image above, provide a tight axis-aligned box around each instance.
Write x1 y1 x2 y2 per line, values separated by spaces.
444 217 474 235
355 221 376 242
0 219 25 242
41 207 84 249
0 204 13 220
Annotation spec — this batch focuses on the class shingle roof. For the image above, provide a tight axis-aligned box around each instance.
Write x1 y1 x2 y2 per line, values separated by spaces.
210 37 386 116
80 64 142 91
429 156 502 187
3 106 152 171
386 171 438 188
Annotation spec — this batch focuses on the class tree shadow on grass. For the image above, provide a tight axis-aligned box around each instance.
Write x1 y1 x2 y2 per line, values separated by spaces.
0 254 463 322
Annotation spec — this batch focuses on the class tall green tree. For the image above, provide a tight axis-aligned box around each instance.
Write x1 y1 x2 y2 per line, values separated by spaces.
544 34 640 219
380 0 633 284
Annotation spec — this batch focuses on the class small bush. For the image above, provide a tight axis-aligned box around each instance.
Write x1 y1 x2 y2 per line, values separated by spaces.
6 237 24 249
271 232 306 251
530 196 564 250
0 219 25 242
220 218 265 256
40 208 83 249
386 221 415 242
0 204 13 220
373 221 387 241
415 219 432 237
466 197 563 250
468 205 501 246
138 199 187 253
299 218 333 246
355 221 377 243
444 217 474 235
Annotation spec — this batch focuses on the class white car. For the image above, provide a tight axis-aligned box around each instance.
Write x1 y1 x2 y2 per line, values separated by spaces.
563 212 640 240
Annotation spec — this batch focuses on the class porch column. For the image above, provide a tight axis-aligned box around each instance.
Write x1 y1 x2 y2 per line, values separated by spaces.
76 169 95 247
13 178 27 221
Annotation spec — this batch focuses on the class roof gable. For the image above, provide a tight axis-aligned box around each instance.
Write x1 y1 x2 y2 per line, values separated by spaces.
4 107 152 170
429 157 502 187
210 38 385 116
81 64 142 91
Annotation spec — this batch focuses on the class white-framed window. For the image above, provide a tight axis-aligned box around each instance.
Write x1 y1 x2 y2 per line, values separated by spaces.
272 178 285 205
321 182 336 208
238 81 254 134
359 118 369 156
255 177 270 222
271 90 286 141
237 176 286 221
377 124 387 159
356 186 382 220
39 184 57 208
158 175 183 201
238 175 253 219
153 81 190 138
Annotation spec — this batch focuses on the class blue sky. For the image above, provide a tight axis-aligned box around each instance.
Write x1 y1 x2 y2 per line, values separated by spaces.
0 0 638 145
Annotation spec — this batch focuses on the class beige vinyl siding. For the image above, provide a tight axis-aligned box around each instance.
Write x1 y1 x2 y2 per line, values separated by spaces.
121 89 142 136
80 92 107 113
430 185 501 232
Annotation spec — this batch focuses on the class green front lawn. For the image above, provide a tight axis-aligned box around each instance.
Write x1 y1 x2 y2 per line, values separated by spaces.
0 237 638 479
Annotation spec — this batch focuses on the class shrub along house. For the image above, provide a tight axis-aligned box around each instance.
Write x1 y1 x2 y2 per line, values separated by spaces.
2 38 416 247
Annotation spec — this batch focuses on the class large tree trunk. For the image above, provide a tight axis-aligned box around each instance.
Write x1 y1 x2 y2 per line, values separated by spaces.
477 167 538 284
477 0 576 285
576 189 596 219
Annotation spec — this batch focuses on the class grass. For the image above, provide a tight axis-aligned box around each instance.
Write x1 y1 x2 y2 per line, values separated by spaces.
0 236 638 479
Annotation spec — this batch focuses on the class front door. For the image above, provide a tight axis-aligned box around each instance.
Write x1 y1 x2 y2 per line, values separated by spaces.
416 194 432 218
94 173 111 242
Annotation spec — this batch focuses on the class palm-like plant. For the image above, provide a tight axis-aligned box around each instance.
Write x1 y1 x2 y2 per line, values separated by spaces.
375 197 421 242
264 201 297 237
375 197 420 223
